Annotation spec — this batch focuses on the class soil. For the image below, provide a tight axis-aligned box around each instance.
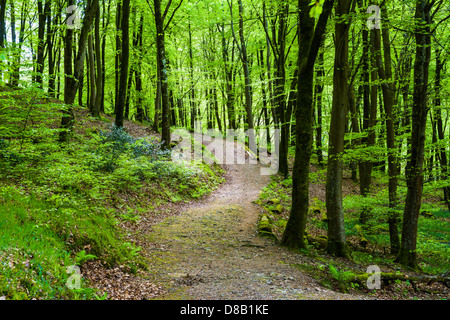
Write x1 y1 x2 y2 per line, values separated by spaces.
84 130 448 300
126 135 372 300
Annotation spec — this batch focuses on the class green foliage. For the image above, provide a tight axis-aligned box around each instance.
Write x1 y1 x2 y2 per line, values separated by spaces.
258 170 449 277
309 0 325 19
0 92 225 299
0 187 99 299
343 190 449 274
0 87 63 144
94 125 169 172
328 263 359 291
75 250 97 265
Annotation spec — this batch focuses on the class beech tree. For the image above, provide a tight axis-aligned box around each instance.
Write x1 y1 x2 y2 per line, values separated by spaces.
60 0 99 142
395 0 433 269
325 0 353 258
281 0 335 250
115 0 130 128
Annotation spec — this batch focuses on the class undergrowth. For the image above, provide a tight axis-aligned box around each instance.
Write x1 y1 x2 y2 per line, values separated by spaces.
256 161 449 295
0 87 224 299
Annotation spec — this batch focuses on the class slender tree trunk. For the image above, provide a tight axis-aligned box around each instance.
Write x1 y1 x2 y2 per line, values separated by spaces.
154 0 171 147
93 5 103 117
135 13 144 122
315 43 325 166
188 21 198 130
434 49 449 210
101 0 111 113
373 21 400 255
36 0 49 88
258 48 271 148
0 0 6 82
88 25 96 112
115 1 122 115
8 0 17 87
0 0 6 49
47 2 55 96
395 0 432 268
221 22 236 130
358 28 378 223
237 0 255 151
11 0 22 86
85 53 89 106
115 0 130 128
274 3 289 177
59 0 75 142
325 0 352 258
60 0 99 141
281 0 334 250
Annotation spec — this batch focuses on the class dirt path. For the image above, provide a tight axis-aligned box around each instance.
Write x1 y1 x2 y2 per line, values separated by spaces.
143 135 370 300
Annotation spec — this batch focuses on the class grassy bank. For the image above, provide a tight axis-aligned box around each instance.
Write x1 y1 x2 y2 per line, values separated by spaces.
0 87 224 299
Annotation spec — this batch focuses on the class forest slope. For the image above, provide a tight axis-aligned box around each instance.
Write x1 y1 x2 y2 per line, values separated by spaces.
0 91 224 299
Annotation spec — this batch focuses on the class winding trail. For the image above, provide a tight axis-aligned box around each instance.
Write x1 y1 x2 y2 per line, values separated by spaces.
144 135 368 300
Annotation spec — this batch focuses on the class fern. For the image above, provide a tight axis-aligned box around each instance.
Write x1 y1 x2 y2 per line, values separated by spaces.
75 250 97 265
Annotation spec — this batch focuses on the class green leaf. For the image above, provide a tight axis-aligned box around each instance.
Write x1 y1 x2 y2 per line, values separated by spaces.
309 0 325 19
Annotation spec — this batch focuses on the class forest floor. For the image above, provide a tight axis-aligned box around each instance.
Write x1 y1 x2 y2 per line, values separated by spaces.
84 133 376 300
1 90 447 301
83 128 449 300
70 119 447 301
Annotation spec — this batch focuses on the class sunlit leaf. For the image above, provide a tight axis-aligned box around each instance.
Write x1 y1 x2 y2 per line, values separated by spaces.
309 0 325 19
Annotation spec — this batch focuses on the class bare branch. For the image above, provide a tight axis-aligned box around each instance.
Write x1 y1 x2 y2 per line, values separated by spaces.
164 0 184 31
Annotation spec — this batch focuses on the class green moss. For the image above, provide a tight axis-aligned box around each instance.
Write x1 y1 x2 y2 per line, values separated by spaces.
268 198 280 205
271 204 284 214
258 214 278 241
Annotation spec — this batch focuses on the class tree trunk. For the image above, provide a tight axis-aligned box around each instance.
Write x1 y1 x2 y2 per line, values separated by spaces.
358 27 378 223
88 24 96 112
221 22 236 130
47 2 56 96
315 43 325 166
188 21 196 130
59 0 75 142
101 0 111 114
237 0 255 151
374 18 401 254
281 0 334 250
8 0 17 87
325 0 352 258
135 13 145 122
115 0 130 128
154 0 171 147
60 0 99 142
258 48 271 148
273 3 289 177
434 49 449 210
395 0 432 268
36 0 50 88
0 0 6 48
114 1 122 115
93 4 103 117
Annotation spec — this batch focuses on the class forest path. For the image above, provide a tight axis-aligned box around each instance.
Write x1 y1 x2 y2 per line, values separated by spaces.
144 134 369 300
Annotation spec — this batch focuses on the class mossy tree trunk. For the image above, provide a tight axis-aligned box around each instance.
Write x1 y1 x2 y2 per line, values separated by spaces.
281 0 334 250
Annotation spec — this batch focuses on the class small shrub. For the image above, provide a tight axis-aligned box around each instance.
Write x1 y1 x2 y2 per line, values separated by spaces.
95 125 169 172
